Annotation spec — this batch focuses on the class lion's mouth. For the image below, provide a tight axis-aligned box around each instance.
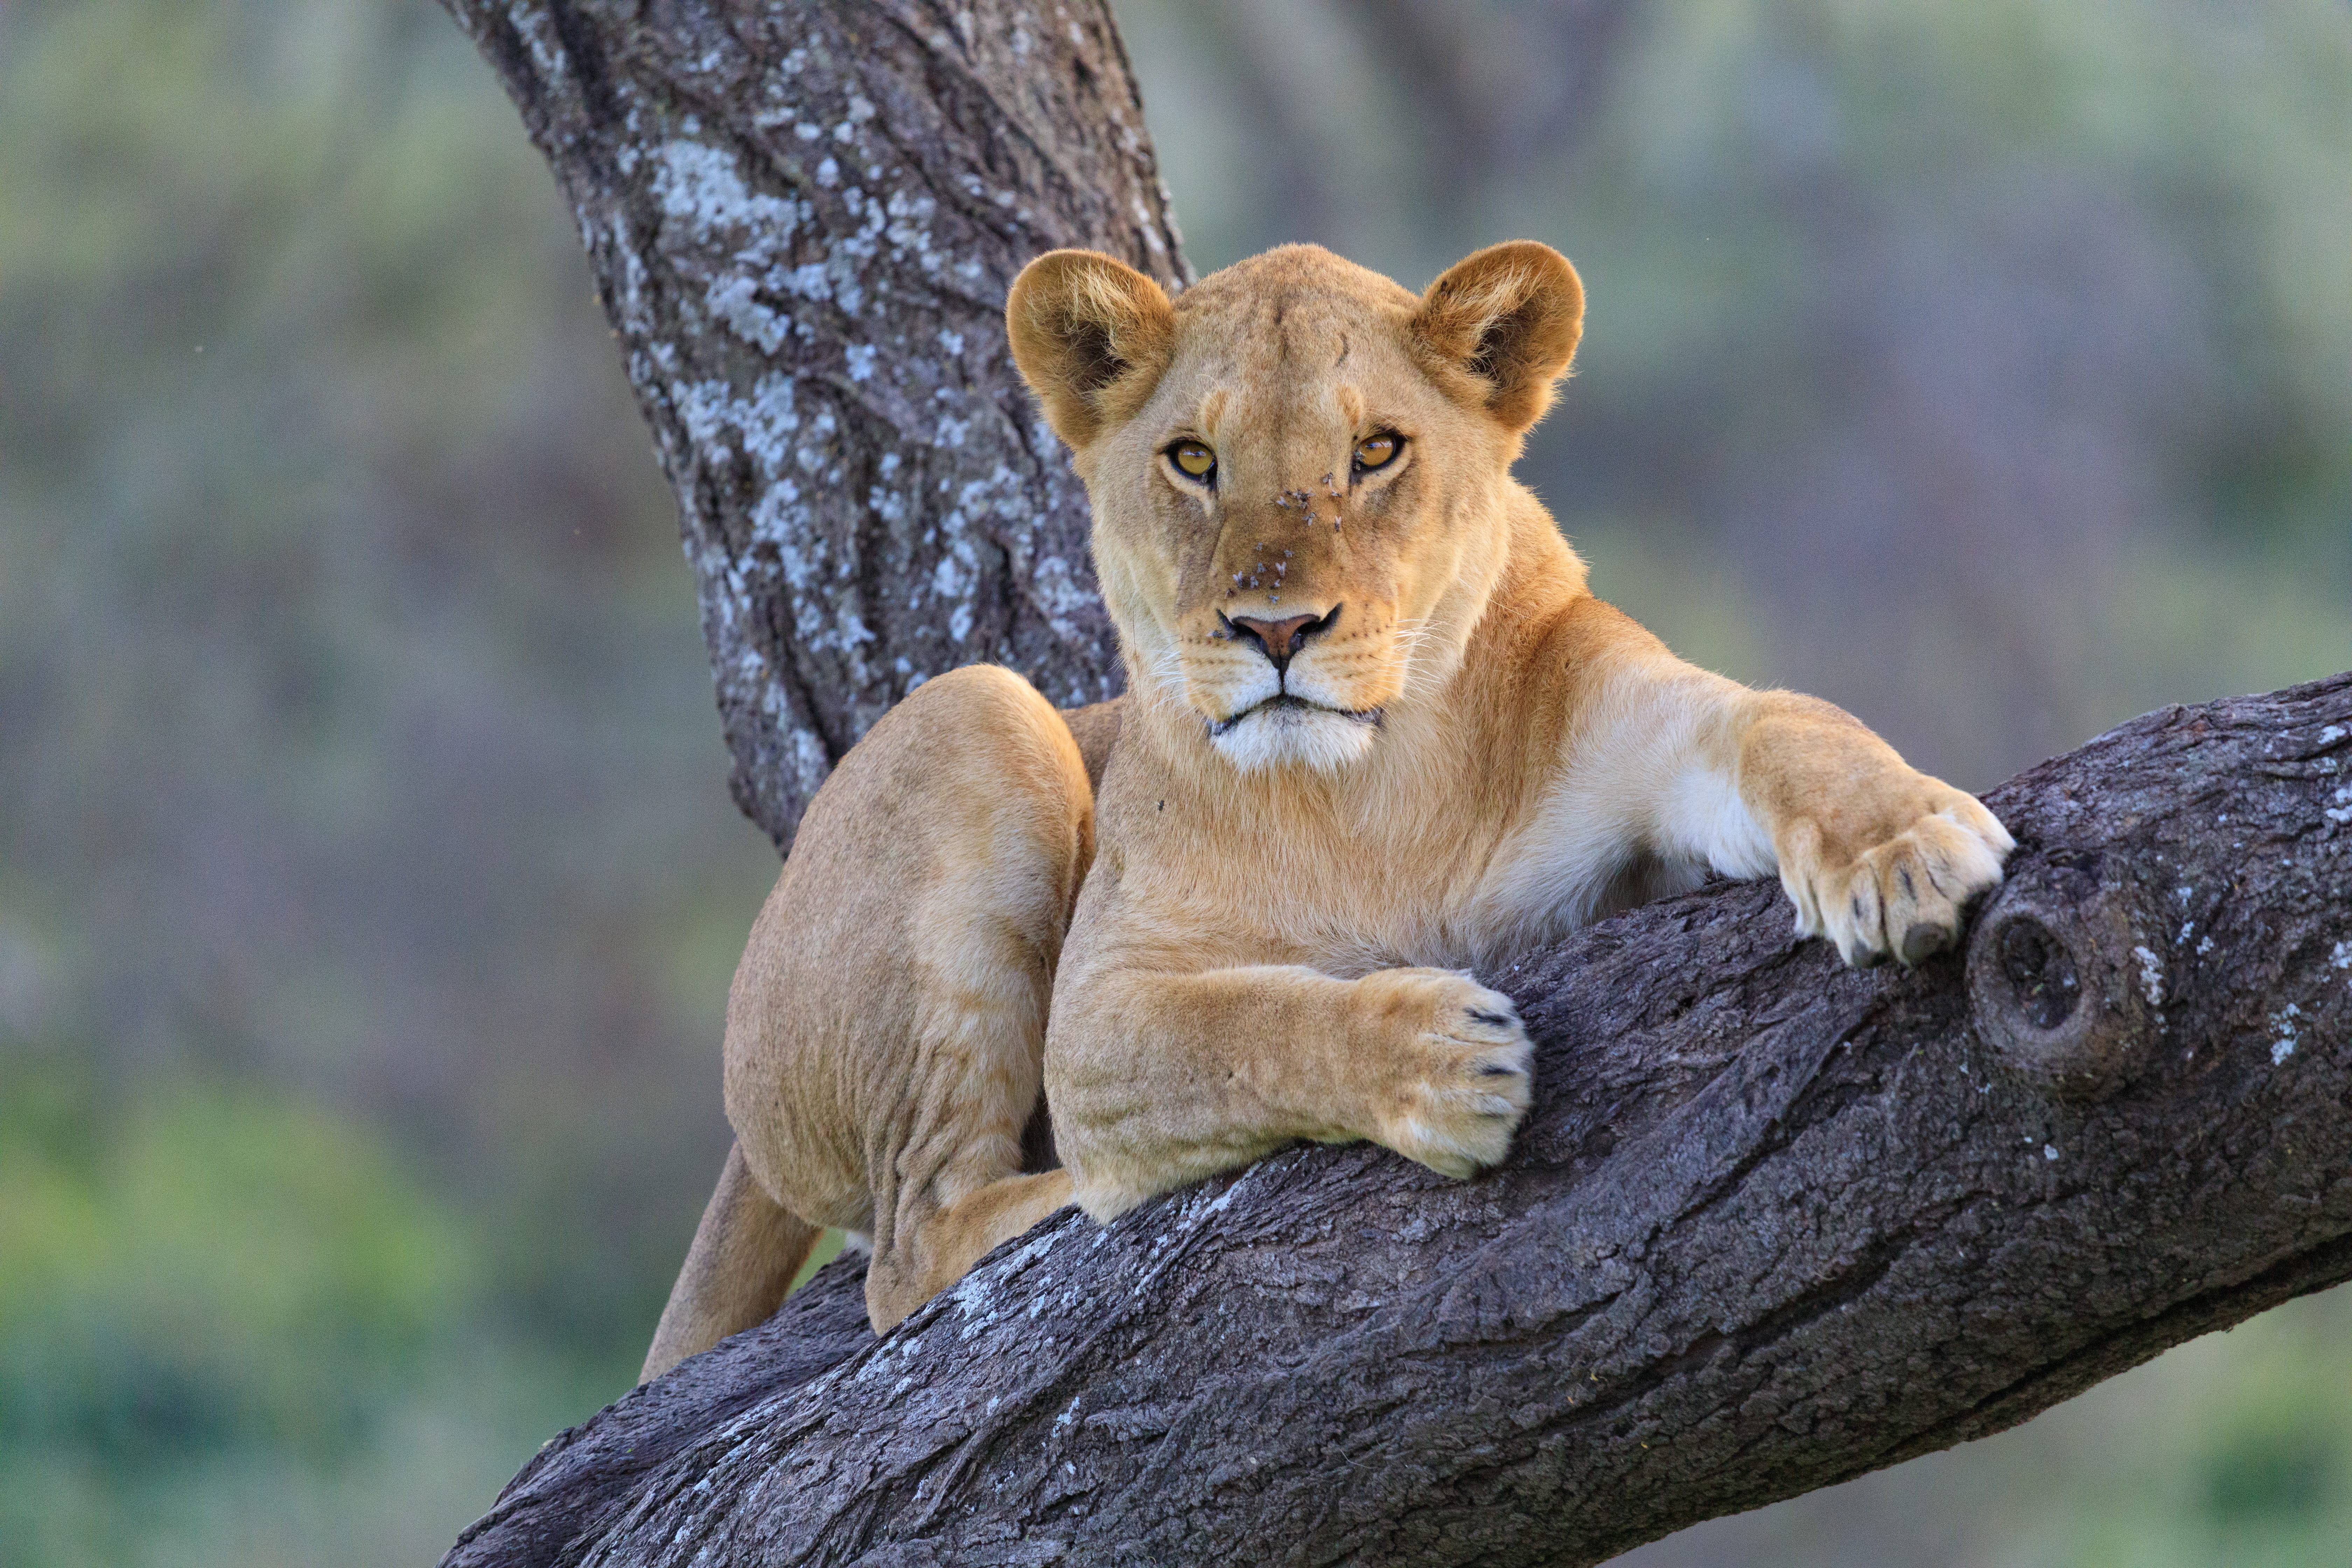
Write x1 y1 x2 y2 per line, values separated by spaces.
1208 693 1385 737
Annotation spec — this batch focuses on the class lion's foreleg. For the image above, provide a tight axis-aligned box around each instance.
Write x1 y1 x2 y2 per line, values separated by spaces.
1723 685 2013 964
1568 653 2014 968
1044 958 1532 1220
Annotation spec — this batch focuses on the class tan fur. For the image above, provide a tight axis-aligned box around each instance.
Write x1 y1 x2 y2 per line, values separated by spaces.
641 1141 821 1379
640 666 1090 1380
643 241 2012 1377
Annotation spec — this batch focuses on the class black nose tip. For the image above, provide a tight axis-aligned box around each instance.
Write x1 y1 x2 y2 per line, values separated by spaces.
1224 604 1340 673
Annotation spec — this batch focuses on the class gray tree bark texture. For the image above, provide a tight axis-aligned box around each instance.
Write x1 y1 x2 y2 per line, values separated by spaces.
438 0 1185 848
442 673 2352 1567
438 4 2352 1563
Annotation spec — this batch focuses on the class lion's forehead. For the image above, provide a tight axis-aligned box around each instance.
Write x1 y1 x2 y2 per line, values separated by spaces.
1174 243 1421 317
1182 298 1395 366
1153 302 1427 447
1170 251 1416 369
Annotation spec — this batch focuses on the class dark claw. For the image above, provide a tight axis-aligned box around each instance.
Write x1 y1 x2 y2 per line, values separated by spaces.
1467 1007 1514 1027
1477 1062 1522 1077
1899 921 1949 966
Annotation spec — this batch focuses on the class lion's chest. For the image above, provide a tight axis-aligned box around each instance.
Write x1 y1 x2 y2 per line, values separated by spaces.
1102 776 1694 976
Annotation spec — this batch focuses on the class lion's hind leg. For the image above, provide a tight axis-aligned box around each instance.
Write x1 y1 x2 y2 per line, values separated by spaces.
866 1168 1075 1331
714 665 1094 1339
857 729 1092 1330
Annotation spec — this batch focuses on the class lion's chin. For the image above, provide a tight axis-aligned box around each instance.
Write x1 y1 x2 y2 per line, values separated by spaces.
1206 695 1382 774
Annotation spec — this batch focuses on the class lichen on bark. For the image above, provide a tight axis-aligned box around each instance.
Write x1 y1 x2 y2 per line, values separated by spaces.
442 0 1186 846
435 6 2352 1564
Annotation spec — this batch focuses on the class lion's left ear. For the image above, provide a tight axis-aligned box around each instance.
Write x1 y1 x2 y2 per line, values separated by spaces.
1410 241 1584 433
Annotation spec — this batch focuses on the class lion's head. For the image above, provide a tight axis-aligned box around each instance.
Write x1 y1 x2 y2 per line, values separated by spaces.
1008 242 1584 773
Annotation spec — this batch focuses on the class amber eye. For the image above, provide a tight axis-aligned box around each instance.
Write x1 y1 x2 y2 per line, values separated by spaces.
1169 440 1217 480
1353 433 1401 472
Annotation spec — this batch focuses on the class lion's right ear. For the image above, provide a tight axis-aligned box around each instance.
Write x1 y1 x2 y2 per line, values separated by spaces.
1006 251 1177 449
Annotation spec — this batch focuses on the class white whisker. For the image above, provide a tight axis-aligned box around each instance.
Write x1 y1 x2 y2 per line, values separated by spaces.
1388 616 1454 706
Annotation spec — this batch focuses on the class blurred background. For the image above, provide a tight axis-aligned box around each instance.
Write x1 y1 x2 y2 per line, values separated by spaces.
0 0 2344 1562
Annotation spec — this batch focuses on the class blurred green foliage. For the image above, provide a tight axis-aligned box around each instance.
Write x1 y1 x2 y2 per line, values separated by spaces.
0 0 2345 1563
0 1064 470 1459
0 1049 611 1567
0 1057 460 1546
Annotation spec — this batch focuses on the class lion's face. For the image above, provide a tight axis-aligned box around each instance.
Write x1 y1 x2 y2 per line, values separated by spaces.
1009 243 1582 773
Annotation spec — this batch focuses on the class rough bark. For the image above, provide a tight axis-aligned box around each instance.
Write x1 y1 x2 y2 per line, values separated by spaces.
444 673 2352 1566
438 0 1185 848
437 5 2352 1561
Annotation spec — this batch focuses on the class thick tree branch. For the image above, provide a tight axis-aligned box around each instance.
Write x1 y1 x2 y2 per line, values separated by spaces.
447 673 2352 1566
438 5 2352 1560
438 0 1182 847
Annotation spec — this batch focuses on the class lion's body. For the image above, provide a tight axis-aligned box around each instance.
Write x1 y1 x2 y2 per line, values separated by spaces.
641 243 2012 1381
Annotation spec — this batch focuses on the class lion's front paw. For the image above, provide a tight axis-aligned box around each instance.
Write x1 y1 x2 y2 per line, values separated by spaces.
1351 969 1533 1179
1780 787 2014 968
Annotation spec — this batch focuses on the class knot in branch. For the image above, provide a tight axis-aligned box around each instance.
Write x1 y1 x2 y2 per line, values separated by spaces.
1966 854 2156 1101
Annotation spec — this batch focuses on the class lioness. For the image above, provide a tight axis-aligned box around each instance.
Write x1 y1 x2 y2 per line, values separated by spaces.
640 241 2013 1381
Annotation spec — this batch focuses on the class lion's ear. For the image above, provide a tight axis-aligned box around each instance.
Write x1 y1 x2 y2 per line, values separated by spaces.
1411 241 1584 433
1006 250 1177 449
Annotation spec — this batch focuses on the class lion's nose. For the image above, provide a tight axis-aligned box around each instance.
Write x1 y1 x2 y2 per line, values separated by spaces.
1225 605 1339 673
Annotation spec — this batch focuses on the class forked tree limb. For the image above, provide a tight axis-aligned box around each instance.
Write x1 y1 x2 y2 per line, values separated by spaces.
446 673 2352 1566
435 4 2352 1561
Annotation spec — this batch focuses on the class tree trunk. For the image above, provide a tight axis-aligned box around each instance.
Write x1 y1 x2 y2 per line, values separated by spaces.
437 5 2352 1563
438 0 1184 848
442 673 2352 1566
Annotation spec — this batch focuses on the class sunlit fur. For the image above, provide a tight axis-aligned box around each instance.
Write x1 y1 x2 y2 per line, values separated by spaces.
1007 241 2013 1220
1050 246 1525 777
642 242 2016 1377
